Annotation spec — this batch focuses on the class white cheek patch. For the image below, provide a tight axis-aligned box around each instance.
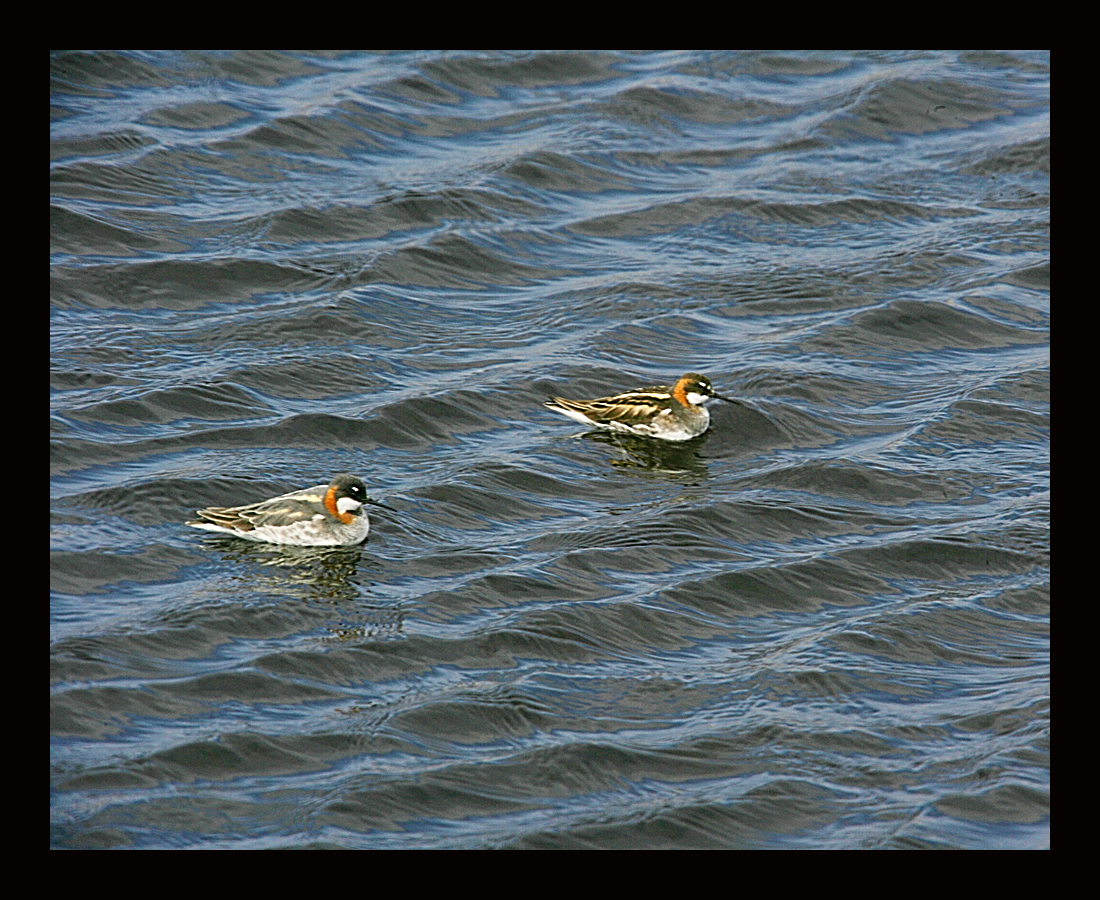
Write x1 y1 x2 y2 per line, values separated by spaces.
337 497 363 515
686 391 709 406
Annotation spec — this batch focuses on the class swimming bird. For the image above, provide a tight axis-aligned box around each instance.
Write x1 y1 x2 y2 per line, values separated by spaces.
187 474 373 546
544 372 738 441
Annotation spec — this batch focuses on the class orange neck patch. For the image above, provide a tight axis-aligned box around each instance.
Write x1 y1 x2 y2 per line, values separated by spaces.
671 378 690 406
325 487 355 525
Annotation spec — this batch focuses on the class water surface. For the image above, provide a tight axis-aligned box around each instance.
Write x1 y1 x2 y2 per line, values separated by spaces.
51 50 1050 849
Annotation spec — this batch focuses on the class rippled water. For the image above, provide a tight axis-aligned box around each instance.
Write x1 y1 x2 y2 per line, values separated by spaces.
51 50 1049 849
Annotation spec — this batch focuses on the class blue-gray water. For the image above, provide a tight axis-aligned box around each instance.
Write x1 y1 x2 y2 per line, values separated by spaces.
50 50 1049 849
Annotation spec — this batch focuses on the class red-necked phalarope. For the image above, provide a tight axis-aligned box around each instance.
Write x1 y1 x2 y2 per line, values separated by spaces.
545 372 738 442
187 474 373 546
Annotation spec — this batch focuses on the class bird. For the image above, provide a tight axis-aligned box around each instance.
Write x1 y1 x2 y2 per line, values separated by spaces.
187 474 374 546
544 372 738 441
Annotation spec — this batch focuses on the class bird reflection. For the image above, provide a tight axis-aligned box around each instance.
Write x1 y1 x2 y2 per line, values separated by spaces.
580 430 710 477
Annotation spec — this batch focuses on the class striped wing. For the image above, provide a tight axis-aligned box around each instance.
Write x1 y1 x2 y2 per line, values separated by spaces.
190 485 329 532
547 387 676 427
